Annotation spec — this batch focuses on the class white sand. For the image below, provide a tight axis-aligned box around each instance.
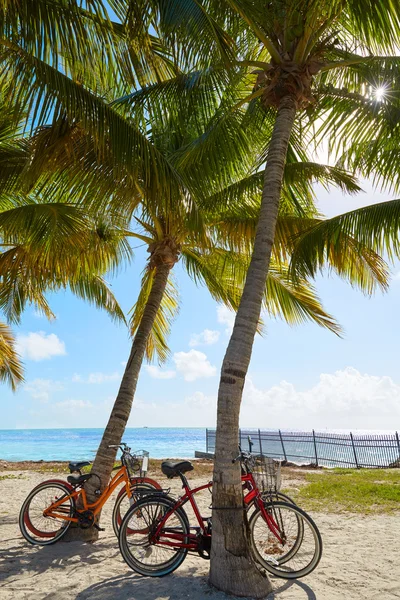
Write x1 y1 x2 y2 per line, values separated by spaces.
1 470 400 600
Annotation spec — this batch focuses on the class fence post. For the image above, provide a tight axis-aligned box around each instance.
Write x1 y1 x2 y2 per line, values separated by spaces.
258 429 263 457
396 432 400 458
312 429 318 466
278 429 287 462
350 432 360 468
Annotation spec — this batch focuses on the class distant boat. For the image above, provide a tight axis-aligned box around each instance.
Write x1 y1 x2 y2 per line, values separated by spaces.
143 426 148 429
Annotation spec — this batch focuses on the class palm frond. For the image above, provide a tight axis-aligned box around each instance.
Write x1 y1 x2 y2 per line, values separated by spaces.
0 320 23 390
69 275 126 325
289 201 400 294
266 264 341 335
129 269 179 363
1 40 183 205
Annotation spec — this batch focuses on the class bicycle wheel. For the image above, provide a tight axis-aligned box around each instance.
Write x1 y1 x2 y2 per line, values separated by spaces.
261 491 296 505
246 490 297 518
249 501 322 579
119 495 190 577
112 482 159 537
19 481 75 545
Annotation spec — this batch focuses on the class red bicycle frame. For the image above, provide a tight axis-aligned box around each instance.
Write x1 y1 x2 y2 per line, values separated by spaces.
148 471 283 551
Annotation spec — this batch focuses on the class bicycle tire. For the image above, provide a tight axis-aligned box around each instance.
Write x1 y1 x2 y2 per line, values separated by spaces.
119 495 190 577
112 482 160 537
261 491 296 505
19 481 75 546
249 501 322 579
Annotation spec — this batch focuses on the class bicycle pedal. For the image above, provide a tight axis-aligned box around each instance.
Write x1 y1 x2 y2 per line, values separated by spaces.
94 524 105 531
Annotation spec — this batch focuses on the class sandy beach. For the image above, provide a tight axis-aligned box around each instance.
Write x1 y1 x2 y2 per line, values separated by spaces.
1 465 400 600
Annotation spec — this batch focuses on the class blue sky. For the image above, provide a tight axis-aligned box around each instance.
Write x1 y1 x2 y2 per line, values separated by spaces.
1 180 400 431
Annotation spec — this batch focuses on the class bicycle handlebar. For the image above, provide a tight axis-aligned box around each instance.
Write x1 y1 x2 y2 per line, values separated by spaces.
108 443 131 453
232 450 252 464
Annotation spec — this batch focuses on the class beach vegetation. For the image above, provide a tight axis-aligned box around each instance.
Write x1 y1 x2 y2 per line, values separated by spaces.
291 468 400 514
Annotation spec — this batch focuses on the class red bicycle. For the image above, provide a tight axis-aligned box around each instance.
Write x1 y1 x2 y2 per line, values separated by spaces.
118 448 322 579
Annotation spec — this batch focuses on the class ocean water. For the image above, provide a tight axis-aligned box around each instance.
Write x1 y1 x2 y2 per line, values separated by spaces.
0 428 206 462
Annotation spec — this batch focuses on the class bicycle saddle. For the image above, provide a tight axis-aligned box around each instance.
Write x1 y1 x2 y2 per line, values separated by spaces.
68 461 91 472
67 473 92 486
161 460 194 479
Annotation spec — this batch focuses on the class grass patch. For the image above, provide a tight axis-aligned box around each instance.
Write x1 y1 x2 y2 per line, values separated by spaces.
291 468 400 514
0 473 25 481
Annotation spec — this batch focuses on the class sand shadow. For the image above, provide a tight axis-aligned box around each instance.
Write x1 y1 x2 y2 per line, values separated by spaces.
0 537 121 580
270 579 317 600
74 572 318 600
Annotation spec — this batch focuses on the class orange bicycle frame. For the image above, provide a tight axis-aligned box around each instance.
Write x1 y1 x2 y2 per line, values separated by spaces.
44 465 134 522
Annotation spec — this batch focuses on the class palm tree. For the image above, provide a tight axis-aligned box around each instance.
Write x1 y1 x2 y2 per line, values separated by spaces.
130 1 400 594
23 101 358 541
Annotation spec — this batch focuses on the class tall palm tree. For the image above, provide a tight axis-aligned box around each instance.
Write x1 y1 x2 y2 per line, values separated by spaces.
130 1 400 594
23 101 359 540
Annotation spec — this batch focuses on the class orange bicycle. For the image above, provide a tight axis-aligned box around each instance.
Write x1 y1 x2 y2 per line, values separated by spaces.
19 443 161 545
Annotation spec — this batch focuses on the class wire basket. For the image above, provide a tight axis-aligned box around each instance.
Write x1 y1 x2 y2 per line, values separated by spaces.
126 450 149 477
252 455 281 492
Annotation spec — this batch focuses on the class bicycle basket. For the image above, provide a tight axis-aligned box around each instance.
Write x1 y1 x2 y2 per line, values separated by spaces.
253 456 281 492
126 450 149 477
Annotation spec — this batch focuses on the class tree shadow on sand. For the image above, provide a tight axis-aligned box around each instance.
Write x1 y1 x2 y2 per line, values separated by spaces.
0 537 121 580
74 572 317 600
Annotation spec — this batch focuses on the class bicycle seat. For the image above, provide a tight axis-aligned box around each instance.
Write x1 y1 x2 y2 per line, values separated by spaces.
68 461 91 472
161 461 194 479
67 473 92 486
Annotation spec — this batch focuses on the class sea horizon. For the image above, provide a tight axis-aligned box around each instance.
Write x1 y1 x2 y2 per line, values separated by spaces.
1 426 398 463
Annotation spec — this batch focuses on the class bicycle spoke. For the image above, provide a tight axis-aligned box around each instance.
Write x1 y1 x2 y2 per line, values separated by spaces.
250 502 322 579
19 483 74 545
119 496 189 576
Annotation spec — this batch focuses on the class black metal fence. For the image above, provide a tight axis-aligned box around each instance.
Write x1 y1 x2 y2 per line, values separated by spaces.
205 429 400 468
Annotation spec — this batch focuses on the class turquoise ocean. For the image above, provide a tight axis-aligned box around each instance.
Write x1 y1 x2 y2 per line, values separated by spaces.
1 427 397 465
0 428 206 462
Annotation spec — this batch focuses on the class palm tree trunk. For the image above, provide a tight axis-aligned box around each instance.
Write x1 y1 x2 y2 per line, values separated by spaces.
64 262 171 542
209 95 297 597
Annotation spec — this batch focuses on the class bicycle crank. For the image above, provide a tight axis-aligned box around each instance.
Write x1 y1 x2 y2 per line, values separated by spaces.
77 510 95 529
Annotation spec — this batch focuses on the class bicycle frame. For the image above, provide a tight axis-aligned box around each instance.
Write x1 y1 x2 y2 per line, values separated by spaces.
148 471 283 551
44 466 152 523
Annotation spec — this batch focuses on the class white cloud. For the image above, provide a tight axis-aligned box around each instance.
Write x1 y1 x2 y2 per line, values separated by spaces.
173 349 216 382
22 396 114 428
54 399 94 411
184 391 216 409
88 372 120 384
240 367 400 429
217 305 235 334
16 332 66 361
189 329 220 347
145 366 176 380
24 379 64 402
73 372 120 384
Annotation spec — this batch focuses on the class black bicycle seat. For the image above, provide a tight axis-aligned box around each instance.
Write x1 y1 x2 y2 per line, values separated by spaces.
67 473 92 486
161 461 194 479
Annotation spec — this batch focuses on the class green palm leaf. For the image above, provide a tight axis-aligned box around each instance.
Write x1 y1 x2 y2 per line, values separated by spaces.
0 320 23 390
289 200 400 292
129 269 179 363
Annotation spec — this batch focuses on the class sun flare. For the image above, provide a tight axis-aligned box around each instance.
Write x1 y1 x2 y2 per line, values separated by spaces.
374 86 387 101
